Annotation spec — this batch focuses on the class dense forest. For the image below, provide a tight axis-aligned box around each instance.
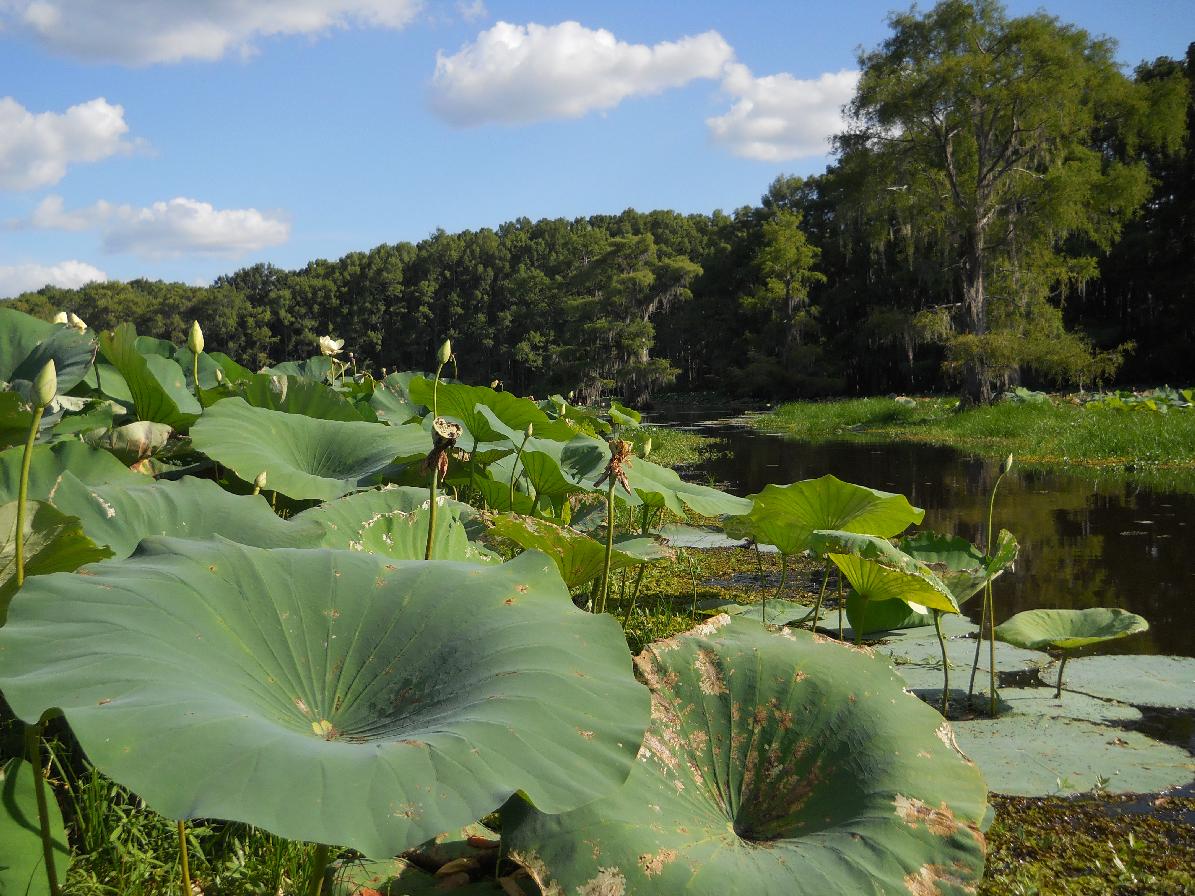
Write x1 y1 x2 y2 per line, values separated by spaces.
6 7 1192 404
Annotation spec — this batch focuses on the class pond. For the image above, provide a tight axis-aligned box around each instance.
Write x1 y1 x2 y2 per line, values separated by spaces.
672 419 1195 658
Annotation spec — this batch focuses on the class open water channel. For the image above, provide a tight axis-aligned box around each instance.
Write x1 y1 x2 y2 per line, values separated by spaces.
667 417 1195 658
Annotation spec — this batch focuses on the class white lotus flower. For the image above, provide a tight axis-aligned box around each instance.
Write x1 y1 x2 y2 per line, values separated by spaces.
318 335 344 356
52 311 68 324
67 313 87 331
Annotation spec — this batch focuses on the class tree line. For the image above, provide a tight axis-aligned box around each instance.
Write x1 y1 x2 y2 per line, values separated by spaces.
6 3 1192 404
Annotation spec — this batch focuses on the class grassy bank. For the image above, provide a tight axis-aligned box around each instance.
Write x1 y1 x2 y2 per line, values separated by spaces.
754 396 1195 473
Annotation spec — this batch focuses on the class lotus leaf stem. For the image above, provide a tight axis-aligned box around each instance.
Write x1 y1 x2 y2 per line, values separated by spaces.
1054 652 1069 700
25 722 61 896
177 819 192 896
967 595 986 702
192 353 200 401
425 465 439 561
754 542 766 589
805 560 832 631
621 506 655 626
509 431 530 512
837 576 844 641
14 404 44 588
933 611 950 717
305 843 331 896
597 477 617 614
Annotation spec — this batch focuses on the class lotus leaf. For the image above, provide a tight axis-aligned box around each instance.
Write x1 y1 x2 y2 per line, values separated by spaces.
951 716 1194 796
99 324 201 429
190 398 430 501
206 351 256 384
698 597 813 625
625 457 751 517
0 544 649 858
80 362 134 404
0 757 69 895
1035 655 1195 710
655 523 746 550
0 393 37 451
370 382 420 425
0 308 54 382
234 373 372 422
488 513 667 590
502 616 988 896
845 590 933 635
10 325 96 401
810 530 960 616
47 473 320 558
0 441 143 504
726 475 923 556
83 421 173 464
899 530 1018 605
0 500 112 623
995 608 1149 652
996 688 1141 724
260 356 333 381
298 488 492 563
407 377 552 447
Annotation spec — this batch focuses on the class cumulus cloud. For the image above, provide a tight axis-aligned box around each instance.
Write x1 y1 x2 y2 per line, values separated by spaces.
26 195 291 258
0 96 132 191
706 64 860 161
430 21 734 126
2 0 423 64
0 260 106 297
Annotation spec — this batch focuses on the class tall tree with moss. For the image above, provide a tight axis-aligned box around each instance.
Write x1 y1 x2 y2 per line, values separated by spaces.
839 0 1188 402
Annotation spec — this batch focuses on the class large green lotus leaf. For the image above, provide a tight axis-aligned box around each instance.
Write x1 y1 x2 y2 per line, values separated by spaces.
190 398 430 501
1034 655 1195 710
811 531 959 616
0 393 36 451
727 475 924 556
951 716 1194 796
472 404 579 447
235 373 372 422
0 500 112 623
995 688 1142 724
370 381 420 425
296 488 491 564
260 356 333 381
47 473 320 559
502 617 988 896
487 439 600 511
0 544 650 858
0 309 56 381
80 362 134 405
488 514 663 590
48 399 114 440
0 757 69 896
655 523 746 550
10 325 96 401
99 324 200 430
995 608 1149 651
83 421 172 464
206 351 256 384
407 378 551 447
845 590 933 635
625 457 751 517
0 441 143 504
898 530 1018 606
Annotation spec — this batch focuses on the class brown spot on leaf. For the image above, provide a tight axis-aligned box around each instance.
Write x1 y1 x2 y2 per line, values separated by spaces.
577 867 628 895
638 848 678 878
694 648 727 695
516 584 529 593
894 795 961 836
904 863 976 896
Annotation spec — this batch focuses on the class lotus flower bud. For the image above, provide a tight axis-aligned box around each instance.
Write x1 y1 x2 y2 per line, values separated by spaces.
436 339 452 367
32 359 57 408
642 437 652 458
1000 454 1014 476
187 320 204 354
567 391 575 402
254 471 268 490
52 311 68 324
67 312 87 331
214 368 225 384
524 423 533 440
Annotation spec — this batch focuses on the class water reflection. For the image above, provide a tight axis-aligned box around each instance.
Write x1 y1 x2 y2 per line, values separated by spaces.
680 424 1195 658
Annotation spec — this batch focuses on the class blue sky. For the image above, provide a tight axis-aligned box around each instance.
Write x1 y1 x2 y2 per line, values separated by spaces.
1 0 1191 297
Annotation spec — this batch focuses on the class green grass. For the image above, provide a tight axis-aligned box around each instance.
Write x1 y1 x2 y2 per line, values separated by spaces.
755 396 1195 476
640 424 730 469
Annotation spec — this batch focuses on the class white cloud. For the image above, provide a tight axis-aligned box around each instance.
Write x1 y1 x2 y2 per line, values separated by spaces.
3 0 423 65
0 96 132 190
0 260 106 297
707 64 860 161
430 21 734 126
26 195 291 258
456 0 486 24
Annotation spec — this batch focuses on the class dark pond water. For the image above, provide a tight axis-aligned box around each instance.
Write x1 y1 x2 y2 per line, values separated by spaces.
668 418 1195 658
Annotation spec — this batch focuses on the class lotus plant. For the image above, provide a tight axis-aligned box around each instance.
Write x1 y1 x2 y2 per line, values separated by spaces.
970 454 1014 715
187 320 204 399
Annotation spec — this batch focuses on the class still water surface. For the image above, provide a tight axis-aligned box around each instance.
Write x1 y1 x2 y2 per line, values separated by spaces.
672 420 1195 658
